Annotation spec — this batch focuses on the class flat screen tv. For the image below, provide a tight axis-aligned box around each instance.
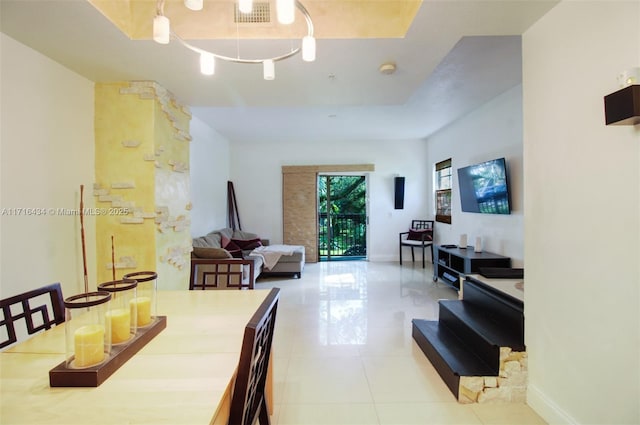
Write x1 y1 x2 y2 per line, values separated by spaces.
457 157 511 214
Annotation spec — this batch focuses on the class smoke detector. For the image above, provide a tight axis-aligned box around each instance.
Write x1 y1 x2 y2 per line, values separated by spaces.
379 62 396 75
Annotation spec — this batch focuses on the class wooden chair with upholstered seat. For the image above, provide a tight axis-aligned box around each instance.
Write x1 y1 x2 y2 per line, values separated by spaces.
228 287 280 425
0 282 65 350
399 220 435 269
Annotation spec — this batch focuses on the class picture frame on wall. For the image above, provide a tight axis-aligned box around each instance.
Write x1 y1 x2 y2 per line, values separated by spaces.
436 189 452 224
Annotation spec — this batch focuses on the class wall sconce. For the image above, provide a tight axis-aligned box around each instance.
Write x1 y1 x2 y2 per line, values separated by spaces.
604 67 640 126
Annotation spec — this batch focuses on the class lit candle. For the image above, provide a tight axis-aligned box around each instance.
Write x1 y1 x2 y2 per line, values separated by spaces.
106 308 131 344
74 324 105 367
131 296 151 327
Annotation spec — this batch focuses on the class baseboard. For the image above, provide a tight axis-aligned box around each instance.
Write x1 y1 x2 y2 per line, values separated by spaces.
527 383 578 424
370 255 434 264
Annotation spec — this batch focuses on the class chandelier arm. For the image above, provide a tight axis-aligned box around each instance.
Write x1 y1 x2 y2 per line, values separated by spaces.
295 0 314 37
156 0 165 16
173 33 301 63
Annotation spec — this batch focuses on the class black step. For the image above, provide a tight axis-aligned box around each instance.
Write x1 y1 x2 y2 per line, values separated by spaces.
412 319 495 399
438 300 524 371
462 279 524 342
478 267 524 279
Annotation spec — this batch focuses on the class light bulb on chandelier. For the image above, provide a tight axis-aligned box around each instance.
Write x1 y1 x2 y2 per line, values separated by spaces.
153 0 316 80
263 59 275 80
277 0 295 25
184 0 203 11
152 15 170 45
238 0 253 14
200 52 215 76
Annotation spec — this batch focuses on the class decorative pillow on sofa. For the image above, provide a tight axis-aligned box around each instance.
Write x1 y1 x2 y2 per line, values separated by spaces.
192 233 222 249
408 229 433 241
227 249 244 259
231 238 263 250
192 247 233 259
221 238 244 258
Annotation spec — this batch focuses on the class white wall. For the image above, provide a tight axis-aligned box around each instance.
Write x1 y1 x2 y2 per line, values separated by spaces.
523 2 639 424
228 138 430 262
425 85 524 265
189 115 231 237
0 34 96 299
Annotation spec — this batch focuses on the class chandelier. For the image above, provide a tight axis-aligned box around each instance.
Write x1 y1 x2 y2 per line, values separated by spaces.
153 0 316 80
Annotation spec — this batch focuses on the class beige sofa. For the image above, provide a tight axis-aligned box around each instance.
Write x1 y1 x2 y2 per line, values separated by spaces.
190 228 264 289
190 228 305 290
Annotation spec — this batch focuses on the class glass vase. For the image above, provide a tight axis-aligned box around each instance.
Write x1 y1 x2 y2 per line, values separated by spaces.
97 279 138 345
64 291 111 369
122 271 157 328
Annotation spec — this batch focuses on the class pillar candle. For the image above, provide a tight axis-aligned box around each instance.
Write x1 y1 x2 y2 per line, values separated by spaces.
459 234 468 248
74 324 105 367
131 296 151 327
474 236 482 253
106 308 131 344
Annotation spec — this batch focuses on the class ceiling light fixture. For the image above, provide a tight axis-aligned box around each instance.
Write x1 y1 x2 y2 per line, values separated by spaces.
152 15 170 44
238 0 253 14
276 0 295 25
263 59 275 80
184 0 203 11
153 0 316 80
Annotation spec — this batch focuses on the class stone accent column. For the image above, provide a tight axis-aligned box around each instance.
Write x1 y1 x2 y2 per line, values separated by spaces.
282 171 318 262
94 82 191 289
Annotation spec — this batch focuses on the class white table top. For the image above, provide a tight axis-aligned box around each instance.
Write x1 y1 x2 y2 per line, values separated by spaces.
0 289 271 425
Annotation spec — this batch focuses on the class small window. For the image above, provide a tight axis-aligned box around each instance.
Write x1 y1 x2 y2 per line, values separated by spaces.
435 159 452 224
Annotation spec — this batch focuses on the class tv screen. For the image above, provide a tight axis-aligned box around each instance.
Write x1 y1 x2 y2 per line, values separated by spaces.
457 157 511 214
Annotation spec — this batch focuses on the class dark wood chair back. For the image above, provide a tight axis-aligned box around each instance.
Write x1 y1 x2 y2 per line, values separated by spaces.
189 258 255 290
229 288 280 425
410 220 434 231
0 283 65 349
399 220 435 268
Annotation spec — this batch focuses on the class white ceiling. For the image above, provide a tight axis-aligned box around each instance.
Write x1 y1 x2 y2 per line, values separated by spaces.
0 0 559 143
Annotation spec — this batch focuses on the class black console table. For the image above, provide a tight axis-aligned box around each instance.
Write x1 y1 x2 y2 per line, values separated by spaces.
433 245 511 290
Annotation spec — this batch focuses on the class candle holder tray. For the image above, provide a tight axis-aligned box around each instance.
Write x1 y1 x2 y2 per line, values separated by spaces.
49 316 167 387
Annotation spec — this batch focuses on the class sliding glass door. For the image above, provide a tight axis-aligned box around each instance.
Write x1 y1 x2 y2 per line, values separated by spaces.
317 175 368 261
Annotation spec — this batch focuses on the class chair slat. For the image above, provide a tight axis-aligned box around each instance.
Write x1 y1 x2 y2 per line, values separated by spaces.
0 283 65 349
229 288 280 425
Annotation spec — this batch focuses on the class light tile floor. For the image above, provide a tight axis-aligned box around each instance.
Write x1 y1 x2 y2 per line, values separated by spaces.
258 261 546 425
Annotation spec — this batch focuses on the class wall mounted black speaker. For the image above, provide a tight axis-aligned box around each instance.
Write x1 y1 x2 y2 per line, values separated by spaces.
394 177 405 209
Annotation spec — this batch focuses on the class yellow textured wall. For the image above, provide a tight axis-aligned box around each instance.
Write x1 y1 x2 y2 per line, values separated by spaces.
94 82 191 289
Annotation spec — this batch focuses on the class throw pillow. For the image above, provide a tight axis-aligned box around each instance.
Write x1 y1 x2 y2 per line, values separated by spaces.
202 233 222 248
408 229 433 241
231 238 263 250
192 247 233 259
227 248 244 259
222 239 244 258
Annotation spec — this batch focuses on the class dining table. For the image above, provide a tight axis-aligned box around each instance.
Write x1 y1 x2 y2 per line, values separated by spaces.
0 289 274 425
